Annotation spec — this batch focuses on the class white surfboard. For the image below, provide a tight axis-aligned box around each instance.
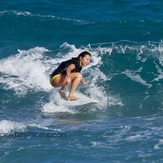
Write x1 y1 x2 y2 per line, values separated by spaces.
58 91 98 106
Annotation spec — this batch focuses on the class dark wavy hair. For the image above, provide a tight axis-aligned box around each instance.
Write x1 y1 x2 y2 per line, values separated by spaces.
78 51 91 58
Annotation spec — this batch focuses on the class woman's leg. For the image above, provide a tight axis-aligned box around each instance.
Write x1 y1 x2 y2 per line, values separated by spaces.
51 74 67 87
68 73 82 100
51 75 68 99
51 73 83 100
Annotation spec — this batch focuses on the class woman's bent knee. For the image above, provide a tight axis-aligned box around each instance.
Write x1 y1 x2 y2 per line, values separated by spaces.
75 73 83 81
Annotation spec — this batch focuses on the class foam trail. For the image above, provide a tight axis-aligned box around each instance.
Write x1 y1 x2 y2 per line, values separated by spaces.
0 10 87 24
0 10 31 16
123 70 152 88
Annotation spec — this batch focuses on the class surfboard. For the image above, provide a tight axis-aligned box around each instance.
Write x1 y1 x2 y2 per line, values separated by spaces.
58 91 98 106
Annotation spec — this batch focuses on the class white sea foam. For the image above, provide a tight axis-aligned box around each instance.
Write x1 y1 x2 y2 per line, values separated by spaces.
0 47 51 94
91 141 109 148
0 10 87 24
151 41 163 81
0 10 31 16
123 69 152 88
0 120 26 136
108 95 124 107
152 62 163 82
94 41 163 84
28 122 62 132
42 101 77 113
0 119 62 137
154 139 163 150
126 134 144 141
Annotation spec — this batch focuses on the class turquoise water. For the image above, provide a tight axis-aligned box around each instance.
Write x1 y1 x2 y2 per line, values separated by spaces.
0 0 163 162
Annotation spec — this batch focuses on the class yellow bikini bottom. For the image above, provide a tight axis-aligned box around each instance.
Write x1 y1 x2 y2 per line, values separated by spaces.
50 74 61 85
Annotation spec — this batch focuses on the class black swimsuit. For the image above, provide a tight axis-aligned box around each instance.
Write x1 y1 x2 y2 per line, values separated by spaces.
50 57 82 83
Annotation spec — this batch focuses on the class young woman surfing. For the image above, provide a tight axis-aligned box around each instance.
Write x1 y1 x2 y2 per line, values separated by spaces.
50 51 91 101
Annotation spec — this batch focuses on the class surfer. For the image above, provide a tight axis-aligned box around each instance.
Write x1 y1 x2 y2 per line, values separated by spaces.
50 51 91 101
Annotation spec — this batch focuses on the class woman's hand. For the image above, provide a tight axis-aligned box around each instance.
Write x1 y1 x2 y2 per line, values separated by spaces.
66 64 75 85
66 76 71 85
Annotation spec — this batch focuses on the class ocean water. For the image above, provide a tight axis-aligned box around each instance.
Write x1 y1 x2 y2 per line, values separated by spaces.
0 0 163 162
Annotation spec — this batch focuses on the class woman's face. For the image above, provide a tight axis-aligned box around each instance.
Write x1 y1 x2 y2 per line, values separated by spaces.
81 55 91 66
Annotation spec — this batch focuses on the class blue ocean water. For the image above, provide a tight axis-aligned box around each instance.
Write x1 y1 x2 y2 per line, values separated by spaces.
0 0 163 162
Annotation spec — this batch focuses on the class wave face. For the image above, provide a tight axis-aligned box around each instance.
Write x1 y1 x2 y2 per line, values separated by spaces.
0 0 163 162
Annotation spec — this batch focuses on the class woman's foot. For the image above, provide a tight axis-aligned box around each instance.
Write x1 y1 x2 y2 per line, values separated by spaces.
68 94 79 101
